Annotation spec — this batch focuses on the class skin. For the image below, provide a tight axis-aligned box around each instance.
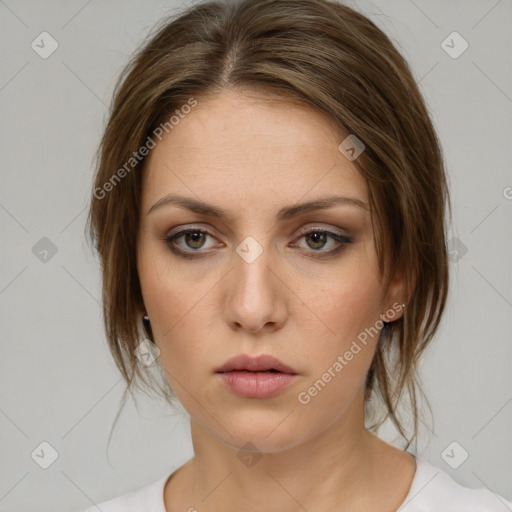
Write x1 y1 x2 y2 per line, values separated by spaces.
136 88 416 512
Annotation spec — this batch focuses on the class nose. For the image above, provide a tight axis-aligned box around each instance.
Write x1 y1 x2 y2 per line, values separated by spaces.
225 240 288 335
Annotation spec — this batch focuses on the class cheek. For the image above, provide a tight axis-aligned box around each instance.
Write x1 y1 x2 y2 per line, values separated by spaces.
137 251 217 389
137 236 207 332
300 260 384 351
294 290 381 419
293 259 384 400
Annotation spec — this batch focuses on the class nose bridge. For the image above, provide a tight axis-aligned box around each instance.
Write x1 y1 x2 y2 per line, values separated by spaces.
227 234 284 330
234 235 276 298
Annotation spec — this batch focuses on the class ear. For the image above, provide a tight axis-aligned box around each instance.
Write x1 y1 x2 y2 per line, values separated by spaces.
381 267 415 323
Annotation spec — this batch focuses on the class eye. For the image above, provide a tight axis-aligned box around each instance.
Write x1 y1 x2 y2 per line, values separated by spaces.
292 228 352 256
163 226 352 259
164 227 219 258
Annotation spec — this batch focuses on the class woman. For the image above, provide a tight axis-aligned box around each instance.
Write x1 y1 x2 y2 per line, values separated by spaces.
83 0 512 510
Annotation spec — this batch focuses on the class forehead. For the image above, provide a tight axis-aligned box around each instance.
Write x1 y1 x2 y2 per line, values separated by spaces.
141 88 368 215
147 88 346 162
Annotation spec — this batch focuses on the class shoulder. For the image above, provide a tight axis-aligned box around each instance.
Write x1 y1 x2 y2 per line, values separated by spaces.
80 473 169 512
399 456 512 512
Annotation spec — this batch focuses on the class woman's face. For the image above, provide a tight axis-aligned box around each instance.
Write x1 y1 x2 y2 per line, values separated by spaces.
137 88 405 452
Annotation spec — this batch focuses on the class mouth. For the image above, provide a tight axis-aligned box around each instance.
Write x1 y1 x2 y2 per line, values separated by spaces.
215 354 299 398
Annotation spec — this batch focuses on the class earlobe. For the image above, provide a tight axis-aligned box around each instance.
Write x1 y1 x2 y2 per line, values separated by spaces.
381 301 407 323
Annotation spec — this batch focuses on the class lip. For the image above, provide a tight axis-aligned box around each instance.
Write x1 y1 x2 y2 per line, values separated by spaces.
215 354 299 399
215 354 298 374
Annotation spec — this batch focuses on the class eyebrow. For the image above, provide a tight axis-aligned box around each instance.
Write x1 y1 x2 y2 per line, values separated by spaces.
147 193 369 220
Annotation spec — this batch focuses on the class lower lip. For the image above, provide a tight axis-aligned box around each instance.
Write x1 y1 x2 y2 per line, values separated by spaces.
217 371 299 398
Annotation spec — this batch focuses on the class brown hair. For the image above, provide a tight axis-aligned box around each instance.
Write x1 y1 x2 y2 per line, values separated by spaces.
86 0 450 449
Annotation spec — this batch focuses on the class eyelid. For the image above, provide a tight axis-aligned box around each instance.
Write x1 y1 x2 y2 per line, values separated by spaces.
166 224 214 237
293 224 349 238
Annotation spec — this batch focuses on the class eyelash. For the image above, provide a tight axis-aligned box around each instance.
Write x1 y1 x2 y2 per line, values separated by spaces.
163 226 352 260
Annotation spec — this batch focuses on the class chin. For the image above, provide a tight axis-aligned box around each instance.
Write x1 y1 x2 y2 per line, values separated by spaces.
204 408 308 454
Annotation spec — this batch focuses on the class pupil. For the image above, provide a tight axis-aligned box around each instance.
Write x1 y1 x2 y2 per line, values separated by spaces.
308 232 326 249
186 232 204 248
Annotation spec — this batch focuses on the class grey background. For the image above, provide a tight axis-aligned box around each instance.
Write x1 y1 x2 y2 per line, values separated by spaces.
0 0 511 510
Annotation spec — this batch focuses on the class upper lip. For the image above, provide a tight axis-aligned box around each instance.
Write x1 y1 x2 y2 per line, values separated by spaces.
215 354 298 374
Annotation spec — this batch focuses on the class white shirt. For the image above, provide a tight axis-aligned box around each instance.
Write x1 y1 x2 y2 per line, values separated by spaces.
81 456 512 512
